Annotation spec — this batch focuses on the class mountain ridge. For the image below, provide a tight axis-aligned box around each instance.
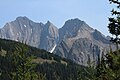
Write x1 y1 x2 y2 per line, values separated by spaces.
0 16 111 65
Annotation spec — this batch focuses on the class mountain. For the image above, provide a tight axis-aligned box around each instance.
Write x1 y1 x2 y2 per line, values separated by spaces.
0 16 111 65
0 16 58 52
39 21 59 52
59 18 94 42
54 18 111 65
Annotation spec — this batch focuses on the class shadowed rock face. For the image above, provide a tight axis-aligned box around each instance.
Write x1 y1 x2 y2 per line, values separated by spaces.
39 21 59 52
54 18 111 65
0 16 111 65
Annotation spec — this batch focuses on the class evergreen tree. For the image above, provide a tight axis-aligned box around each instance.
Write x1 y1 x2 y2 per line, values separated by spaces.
108 0 120 50
77 1 120 79
10 44 38 80
96 0 120 80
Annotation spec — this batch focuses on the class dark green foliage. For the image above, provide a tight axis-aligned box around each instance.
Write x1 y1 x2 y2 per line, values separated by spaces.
107 1 120 79
0 40 38 80
35 62 79 80
10 45 37 80
95 1 120 79
108 0 120 50
0 38 87 80
106 50 120 79
95 50 120 80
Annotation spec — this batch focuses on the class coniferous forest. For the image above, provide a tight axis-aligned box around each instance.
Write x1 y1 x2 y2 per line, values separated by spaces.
0 39 79 80
0 0 120 80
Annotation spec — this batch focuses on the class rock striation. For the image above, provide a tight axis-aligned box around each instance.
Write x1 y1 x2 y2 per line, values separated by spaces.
0 16 111 65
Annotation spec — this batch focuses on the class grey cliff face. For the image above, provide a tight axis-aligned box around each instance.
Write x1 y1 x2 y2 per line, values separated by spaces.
39 21 59 52
59 18 95 42
54 38 105 66
54 18 111 65
0 16 59 52
0 16 111 65
0 16 44 48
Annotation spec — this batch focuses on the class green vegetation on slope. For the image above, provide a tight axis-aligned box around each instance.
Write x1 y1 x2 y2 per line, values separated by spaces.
0 39 88 80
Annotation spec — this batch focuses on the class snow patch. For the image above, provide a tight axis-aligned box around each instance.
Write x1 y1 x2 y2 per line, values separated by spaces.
31 29 32 33
24 25 27 27
78 30 81 32
49 44 56 53
15 39 18 42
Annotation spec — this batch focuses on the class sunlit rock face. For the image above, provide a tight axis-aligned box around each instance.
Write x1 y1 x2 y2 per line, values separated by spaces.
54 18 111 66
0 17 111 65
0 16 59 52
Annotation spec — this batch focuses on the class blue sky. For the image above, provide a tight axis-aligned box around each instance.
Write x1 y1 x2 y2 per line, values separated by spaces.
0 0 112 35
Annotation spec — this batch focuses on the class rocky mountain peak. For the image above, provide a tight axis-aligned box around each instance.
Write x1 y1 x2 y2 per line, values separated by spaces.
65 18 82 23
46 20 52 25
59 18 94 42
45 21 56 28
43 21 58 39
63 18 83 29
16 16 29 21
0 16 111 66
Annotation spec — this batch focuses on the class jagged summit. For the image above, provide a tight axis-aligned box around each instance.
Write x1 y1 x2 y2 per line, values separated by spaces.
62 18 84 29
45 20 57 29
16 16 30 21
64 18 83 24
0 16 111 65
58 18 94 42
46 20 52 25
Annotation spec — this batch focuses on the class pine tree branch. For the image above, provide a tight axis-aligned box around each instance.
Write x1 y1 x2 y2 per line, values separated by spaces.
109 0 120 4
